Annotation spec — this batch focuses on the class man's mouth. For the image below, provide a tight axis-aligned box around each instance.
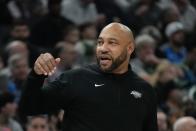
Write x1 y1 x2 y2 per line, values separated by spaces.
99 56 112 65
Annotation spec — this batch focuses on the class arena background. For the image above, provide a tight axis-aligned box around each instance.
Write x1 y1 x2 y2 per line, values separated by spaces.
0 0 196 131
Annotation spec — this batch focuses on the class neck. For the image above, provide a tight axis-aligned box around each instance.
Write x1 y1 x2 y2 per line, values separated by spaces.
112 61 129 74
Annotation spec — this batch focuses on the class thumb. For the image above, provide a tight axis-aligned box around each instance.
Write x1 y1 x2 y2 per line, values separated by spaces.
55 58 61 65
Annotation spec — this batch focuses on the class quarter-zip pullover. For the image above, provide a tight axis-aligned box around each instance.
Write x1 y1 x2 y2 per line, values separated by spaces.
19 64 157 131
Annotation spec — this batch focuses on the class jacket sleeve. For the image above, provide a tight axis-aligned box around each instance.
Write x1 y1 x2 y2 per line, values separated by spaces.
143 85 158 131
19 69 73 118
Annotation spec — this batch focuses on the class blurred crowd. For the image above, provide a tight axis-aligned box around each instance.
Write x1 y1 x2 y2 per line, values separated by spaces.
0 0 196 131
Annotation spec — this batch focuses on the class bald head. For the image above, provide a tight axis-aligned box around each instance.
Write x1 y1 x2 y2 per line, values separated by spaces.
101 22 134 43
173 117 196 131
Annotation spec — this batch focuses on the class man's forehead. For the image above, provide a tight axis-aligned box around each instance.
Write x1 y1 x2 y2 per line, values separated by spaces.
98 31 120 40
100 23 133 41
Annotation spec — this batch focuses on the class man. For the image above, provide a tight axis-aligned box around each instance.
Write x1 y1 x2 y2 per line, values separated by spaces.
131 34 168 82
76 23 97 65
5 40 29 59
173 116 196 131
4 40 38 67
8 54 30 102
3 40 29 67
9 20 30 42
161 21 187 64
19 23 157 131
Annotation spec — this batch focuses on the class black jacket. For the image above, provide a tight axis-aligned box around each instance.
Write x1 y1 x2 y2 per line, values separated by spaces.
19 64 157 131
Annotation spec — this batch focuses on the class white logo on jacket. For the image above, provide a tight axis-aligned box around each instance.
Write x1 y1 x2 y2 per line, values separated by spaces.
130 90 142 98
94 84 104 87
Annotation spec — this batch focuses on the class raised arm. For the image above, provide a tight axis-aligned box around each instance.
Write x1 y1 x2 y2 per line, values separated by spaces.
19 53 72 118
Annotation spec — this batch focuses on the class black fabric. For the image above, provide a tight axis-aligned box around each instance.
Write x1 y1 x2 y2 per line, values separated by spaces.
19 64 157 131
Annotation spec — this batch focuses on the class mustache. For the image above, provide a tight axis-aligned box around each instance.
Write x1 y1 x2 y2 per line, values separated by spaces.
97 53 112 60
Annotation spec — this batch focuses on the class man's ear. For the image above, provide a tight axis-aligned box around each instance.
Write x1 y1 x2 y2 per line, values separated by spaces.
127 41 135 55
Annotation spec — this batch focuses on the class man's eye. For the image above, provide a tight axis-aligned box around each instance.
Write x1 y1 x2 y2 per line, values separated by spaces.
109 41 117 45
97 40 103 45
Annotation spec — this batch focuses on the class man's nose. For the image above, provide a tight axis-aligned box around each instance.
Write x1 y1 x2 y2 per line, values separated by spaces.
98 43 109 53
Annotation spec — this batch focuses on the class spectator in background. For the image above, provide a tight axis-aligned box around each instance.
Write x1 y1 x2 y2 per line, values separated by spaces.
173 116 196 131
157 110 169 131
26 115 49 131
179 44 196 87
3 40 29 67
151 61 184 87
159 4 180 41
61 0 98 25
76 23 97 64
8 54 30 103
62 25 80 45
5 40 29 58
114 0 136 13
156 80 184 116
140 26 165 58
152 62 184 92
30 0 73 50
131 34 167 82
1 19 30 48
0 92 23 131
156 80 185 129
158 0 172 8
140 26 162 45
4 39 39 67
124 0 162 34
173 0 196 33
47 42 77 82
161 21 187 64
1 20 40 67
94 0 123 24
8 20 30 42
24 0 48 24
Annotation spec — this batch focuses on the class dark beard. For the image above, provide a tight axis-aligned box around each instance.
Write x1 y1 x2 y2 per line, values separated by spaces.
96 49 128 73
